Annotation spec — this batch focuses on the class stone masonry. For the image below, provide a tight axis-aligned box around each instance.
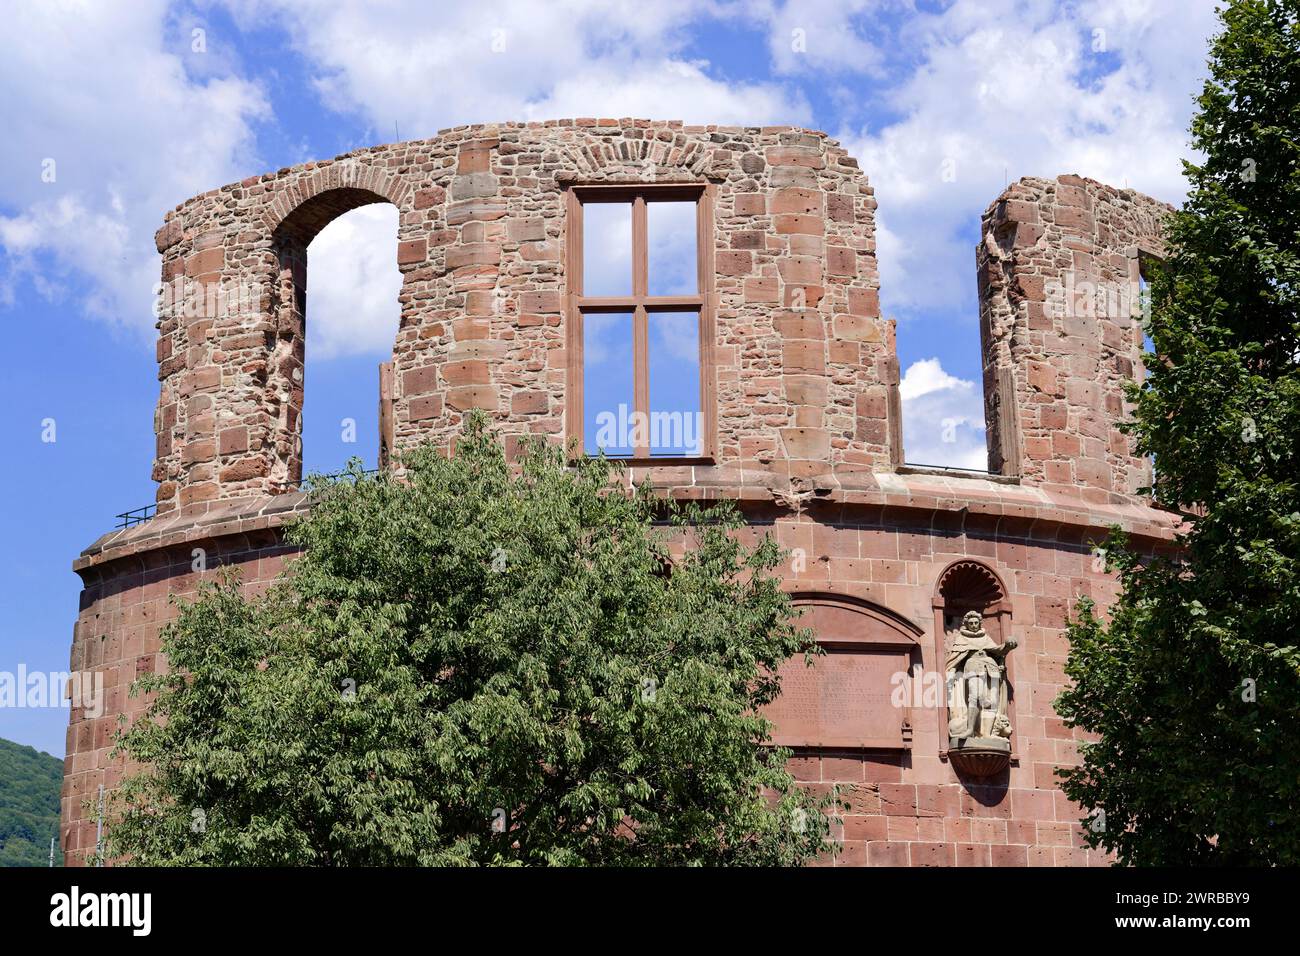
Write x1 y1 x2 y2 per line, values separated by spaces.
978 175 1171 500
150 120 894 511
64 119 1182 867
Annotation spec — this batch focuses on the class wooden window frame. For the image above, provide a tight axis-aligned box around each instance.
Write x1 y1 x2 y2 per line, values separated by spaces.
564 183 716 463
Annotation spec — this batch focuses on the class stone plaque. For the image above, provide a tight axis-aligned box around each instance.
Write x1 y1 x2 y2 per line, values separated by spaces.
762 596 918 750
765 648 908 748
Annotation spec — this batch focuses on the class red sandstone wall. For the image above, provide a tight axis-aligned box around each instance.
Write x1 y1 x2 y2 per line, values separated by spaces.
64 475 1180 866
767 490 1146 867
151 120 893 512
65 119 1181 867
63 520 297 861
978 175 1171 501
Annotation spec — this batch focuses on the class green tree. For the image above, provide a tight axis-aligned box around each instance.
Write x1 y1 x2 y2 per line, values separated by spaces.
0 737 62 867
107 414 834 866
1056 0 1300 865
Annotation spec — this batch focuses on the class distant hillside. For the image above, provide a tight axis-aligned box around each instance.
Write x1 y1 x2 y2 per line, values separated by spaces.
0 737 62 866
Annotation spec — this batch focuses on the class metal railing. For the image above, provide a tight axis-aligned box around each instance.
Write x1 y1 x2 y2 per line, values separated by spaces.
115 504 157 529
901 461 997 474
898 461 1020 484
113 468 382 528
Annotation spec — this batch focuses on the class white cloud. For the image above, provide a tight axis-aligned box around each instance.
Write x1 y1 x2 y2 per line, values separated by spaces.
0 1 268 331
226 0 809 135
898 358 987 470
839 0 1219 319
899 355 968 401
306 205 402 360
521 57 806 128
761 0 884 76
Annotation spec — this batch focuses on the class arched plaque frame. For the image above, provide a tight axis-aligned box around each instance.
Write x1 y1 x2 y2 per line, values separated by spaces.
763 591 923 751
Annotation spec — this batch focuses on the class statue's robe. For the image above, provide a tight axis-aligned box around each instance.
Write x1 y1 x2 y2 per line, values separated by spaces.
946 628 1010 740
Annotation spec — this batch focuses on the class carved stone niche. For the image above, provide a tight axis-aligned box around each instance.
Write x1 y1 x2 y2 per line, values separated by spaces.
932 561 1018 778
763 593 922 751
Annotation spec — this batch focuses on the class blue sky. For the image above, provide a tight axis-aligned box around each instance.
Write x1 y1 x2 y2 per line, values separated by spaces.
0 0 1220 756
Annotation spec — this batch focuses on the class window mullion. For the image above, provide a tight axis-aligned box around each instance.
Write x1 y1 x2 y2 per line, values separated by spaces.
634 304 649 457
632 195 649 457
632 195 647 297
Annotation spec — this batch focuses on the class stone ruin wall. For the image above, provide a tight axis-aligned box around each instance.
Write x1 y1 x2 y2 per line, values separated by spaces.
978 174 1171 502
151 120 896 513
61 119 1184 867
150 117 1174 511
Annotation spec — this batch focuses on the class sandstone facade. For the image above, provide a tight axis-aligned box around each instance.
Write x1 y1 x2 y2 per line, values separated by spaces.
149 120 895 510
979 175 1170 498
64 119 1181 866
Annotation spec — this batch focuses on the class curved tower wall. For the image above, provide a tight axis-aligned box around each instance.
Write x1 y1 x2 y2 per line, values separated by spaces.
64 120 1180 867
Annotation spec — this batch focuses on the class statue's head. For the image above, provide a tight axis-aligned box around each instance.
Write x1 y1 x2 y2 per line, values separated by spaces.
962 610 983 632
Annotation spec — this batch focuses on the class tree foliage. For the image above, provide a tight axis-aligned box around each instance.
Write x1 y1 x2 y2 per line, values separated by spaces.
1056 0 1300 865
0 737 62 867
108 414 834 866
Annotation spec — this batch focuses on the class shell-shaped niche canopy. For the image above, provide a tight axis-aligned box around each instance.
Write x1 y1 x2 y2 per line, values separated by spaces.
936 560 1007 611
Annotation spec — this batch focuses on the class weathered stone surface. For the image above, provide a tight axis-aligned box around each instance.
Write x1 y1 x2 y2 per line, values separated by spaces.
67 121 1176 871
978 174 1170 500
148 120 891 511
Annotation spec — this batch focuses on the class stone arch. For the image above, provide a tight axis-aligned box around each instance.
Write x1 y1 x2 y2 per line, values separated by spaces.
264 181 409 489
261 162 412 239
550 137 714 182
762 591 922 751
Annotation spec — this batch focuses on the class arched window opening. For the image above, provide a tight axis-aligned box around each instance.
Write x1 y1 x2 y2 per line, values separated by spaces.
267 189 402 490
301 204 401 477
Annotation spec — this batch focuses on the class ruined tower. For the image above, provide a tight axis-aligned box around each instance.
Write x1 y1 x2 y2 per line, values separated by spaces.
65 120 1180 867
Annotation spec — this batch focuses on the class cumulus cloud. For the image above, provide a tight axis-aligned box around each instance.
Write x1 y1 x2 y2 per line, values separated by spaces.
840 0 1219 320
759 0 885 77
0 1 267 330
898 358 987 470
521 57 806 127
305 205 402 360
226 0 809 135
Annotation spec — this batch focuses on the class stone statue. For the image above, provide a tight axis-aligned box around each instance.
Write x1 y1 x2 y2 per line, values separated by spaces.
946 610 1017 745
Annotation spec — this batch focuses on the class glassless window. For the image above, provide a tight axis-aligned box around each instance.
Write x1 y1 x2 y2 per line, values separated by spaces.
647 201 697 296
583 312 635 457
570 187 711 459
582 202 633 297
648 311 701 457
